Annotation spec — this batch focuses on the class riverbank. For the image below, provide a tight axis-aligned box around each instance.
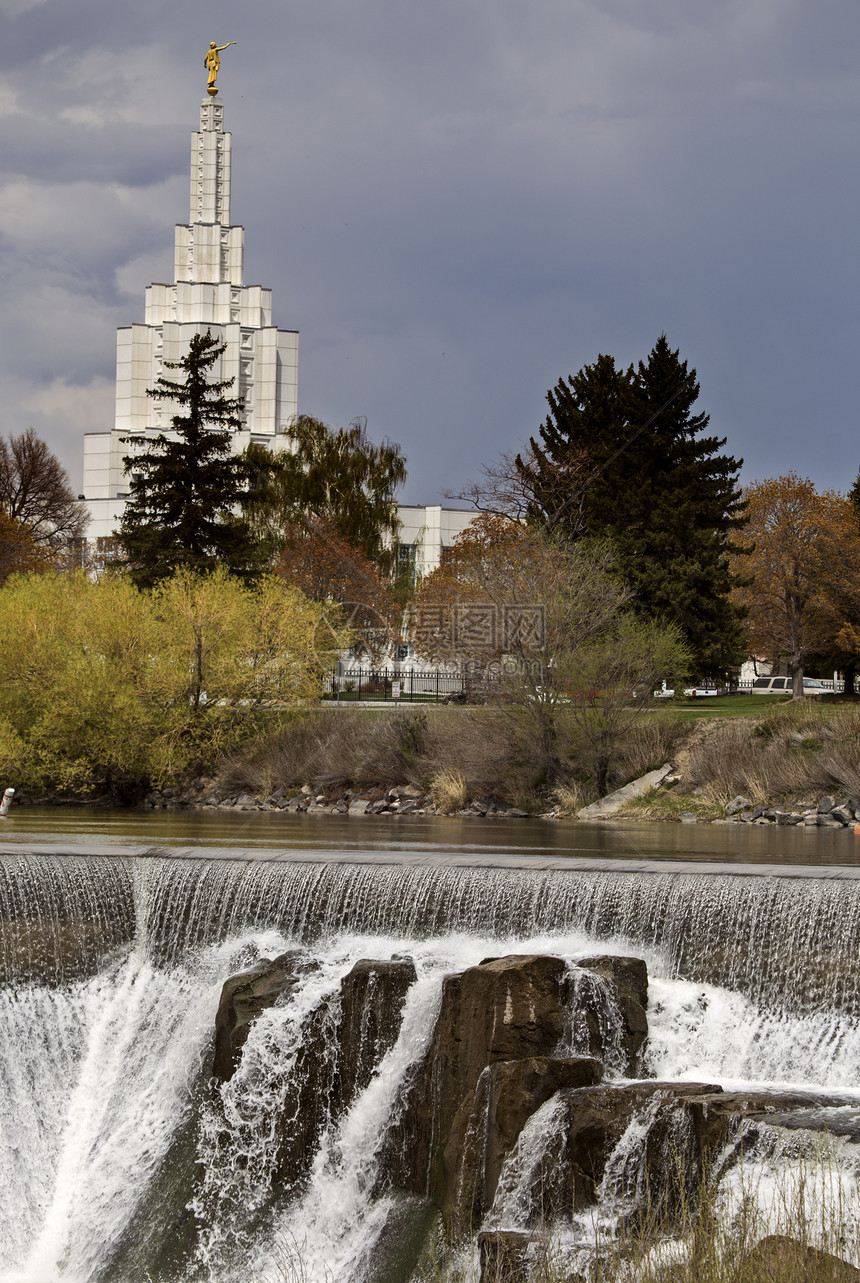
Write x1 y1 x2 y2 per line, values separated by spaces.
11 698 860 826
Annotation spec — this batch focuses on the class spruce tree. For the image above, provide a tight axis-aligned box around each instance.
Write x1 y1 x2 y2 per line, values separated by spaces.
520 336 748 676
515 352 629 536
118 331 259 589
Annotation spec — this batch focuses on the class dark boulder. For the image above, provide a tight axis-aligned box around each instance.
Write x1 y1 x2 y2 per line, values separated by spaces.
338 957 417 1108
211 951 335 1197
387 954 568 1201
212 953 420 1200
500 1082 722 1224
446 1056 600 1233
691 1087 860 1154
429 953 569 1151
568 956 648 1075
357 1195 438 1283
212 950 314 1082
737 1236 860 1282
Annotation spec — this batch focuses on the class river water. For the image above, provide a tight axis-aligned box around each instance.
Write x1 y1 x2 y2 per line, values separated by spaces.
5 805 860 871
1 810 860 1282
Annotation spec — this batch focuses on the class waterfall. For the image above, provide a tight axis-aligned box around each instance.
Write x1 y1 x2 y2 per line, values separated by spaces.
1 851 859 1282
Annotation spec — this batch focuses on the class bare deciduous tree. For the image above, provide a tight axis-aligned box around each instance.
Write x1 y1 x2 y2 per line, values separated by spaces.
409 514 689 790
446 444 595 537
0 428 89 551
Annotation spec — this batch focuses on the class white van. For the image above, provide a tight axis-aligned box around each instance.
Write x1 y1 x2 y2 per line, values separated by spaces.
746 676 826 695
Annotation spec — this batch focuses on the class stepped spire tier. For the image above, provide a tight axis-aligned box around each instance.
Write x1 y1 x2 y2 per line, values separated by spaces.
82 93 298 542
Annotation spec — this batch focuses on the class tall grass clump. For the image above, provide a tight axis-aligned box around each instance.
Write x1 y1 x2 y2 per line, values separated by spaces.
577 1141 860 1283
682 701 860 807
429 768 469 814
613 716 686 783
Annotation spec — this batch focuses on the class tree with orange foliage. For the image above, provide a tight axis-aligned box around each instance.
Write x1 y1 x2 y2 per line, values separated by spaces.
732 474 860 698
278 515 398 660
0 512 55 585
411 514 689 790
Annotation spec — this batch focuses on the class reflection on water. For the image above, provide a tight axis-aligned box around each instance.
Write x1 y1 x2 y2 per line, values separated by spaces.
0 806 859 874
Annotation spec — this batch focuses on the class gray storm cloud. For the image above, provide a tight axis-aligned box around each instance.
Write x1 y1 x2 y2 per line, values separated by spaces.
0 0 858 497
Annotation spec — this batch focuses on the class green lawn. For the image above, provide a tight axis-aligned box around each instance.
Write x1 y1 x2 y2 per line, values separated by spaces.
654 692 858 720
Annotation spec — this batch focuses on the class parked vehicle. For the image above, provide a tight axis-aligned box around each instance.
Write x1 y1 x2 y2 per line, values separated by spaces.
744 676 827 695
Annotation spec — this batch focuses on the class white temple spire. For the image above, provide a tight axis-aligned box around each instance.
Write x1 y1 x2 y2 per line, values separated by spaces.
191 97 232 226
82 84 299 540
171 96 243 289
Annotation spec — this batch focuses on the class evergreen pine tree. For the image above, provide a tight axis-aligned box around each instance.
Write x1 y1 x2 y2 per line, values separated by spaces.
520 336 748 675
515 352 629 536
118 331 259 589
849 472 860 518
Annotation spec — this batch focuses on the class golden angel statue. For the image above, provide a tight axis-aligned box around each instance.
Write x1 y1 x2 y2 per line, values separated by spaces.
204 42 236 95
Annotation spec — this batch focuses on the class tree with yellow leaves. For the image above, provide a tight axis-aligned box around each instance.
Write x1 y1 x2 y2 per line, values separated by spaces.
0 568 332 799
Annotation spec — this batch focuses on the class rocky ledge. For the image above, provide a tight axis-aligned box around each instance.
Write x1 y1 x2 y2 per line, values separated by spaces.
719 792 860 828
209 949 857 1283
137 779 536 818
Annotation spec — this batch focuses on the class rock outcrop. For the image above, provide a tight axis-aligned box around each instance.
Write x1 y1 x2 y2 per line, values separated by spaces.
338 957 417 1107
447 1056 600 1233
206 947 860 1283
213 952 418 1198
567 955 648 1075
213 950 313 1082
388 954 574 1203
577 764 674 819
532 1081 721 1219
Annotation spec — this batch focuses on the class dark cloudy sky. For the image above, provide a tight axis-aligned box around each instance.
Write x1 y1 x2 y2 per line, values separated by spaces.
2 0 859 502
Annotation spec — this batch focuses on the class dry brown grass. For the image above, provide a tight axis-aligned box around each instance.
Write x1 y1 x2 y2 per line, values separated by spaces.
218 708 438 794
613 717 685 783
682 703 860 807
551 783 586 816
217 707 528 800
428 768 469 814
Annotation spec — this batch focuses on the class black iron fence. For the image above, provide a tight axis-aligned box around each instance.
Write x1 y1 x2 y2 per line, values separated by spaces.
323 668 481 702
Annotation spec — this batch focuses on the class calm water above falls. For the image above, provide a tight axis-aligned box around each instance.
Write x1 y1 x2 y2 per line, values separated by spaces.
2 810 860 1282
4 805 860 870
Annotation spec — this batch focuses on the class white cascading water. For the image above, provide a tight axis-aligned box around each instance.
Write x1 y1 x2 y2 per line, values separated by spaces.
486 1094 570 1232
1 853 860 1281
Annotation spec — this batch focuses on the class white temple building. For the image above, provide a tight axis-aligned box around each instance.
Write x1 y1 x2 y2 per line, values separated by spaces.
81 86 475 568
82 94 299 540
395 504 475 579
